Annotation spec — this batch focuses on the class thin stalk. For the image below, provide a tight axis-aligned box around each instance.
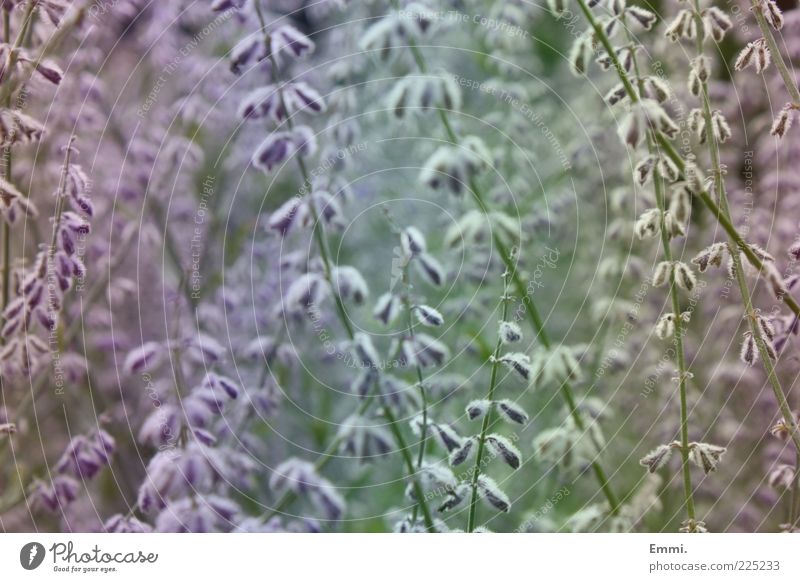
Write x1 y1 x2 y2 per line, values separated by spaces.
400 266 430 524
260 395 372 521
252 2 433 528
0 0 36 325
0 1 36 104
0 229 136 487
1 8 12 321
392 0 620 514
747 0 800 106
688 0 800 465
731 248 800 447
466 272 511 532
17 138 78 442
790 449 800 528
651 143 696 522
253 2 353 339
572 0 800 321
382 403 435 529
626 12 697 526
47 137 75 257
379 210 433 525
147 195 198 311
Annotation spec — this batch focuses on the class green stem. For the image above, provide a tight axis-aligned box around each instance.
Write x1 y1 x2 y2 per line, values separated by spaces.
687 2 800 461
398 262 430 525
790 449 800 528
747 0 800 106
382 403 435 530
392 0 620 515
252 1 432 527
254 3 352 339
261 395 373 521
0 1 36 104
148 196 198 311
0 228 136 486
651 140 696 521
466 274 511 532
1 8 12 322
260 393 437 531
572 0 800 323
621 10 696 521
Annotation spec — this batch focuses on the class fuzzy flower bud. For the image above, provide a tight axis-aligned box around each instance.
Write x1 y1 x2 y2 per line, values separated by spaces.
415 253 446 287
498 321 522 344
466 399 492 420
639 443 676 472
400 226 427 258
688 442 726 474
770 105 795 138
634 208 661 240
735 39 770 73
477 475 511 512
665 10 695 42
449 436 476 466
373 292 401 325
703 7 732 41
655 313 675 339
710 110 731 143
486 434 522 469
674 262 696 292
413 304 444 327
627 6 656 29
496 352 532 381
497 399 529 425
333 265 369 305
760 0 784 30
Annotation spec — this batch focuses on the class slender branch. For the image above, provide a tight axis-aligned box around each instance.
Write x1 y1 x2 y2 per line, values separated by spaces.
382 403 435 529
252 1 433 528
466 271 511 532
687 2 800 461
572 0 800 322
0 1 37 104
147 196 198 311
1 8 13 321
621 17 696 519
747 0 800 106
622 23 697 518
399 263 430 524
394 1 621 514
790 448 800 528
651 140 696 522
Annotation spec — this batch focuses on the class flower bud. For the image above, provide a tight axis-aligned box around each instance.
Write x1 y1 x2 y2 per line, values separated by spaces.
688 442 726 474
498 321 522 344
497 399 529 425
477 475 511 512
639 443 675 472
486 434 522 469
497 352 532 381
449 436 476 466
413 304 444 327
674 262 696 292
770 105 794 138
466 399 491 420
374 293 401 325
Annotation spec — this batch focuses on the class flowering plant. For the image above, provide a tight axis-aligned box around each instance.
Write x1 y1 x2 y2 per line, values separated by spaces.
1 0 799 533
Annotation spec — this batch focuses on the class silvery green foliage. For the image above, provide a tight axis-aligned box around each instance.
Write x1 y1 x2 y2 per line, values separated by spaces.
5 0 799 536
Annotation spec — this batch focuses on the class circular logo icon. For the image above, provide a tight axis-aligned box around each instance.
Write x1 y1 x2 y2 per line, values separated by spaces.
20 542 45 570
